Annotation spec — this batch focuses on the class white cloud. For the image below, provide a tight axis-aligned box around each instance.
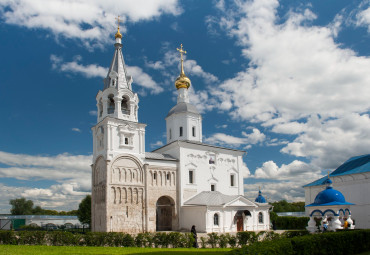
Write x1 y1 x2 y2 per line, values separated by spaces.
356 6 370 31
150 140 164 148
72 128 81 132
89 110 97 116
0 151 91 212
205 128 265 148
0 0 181 47
207 0 370 170
50 55 163 94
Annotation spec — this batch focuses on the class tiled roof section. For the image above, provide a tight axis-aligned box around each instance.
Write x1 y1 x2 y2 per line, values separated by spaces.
166 102 200 118
184 191 240 206
152 140 245 153
304 154 370 187
331 154 370 176
145 152 177 161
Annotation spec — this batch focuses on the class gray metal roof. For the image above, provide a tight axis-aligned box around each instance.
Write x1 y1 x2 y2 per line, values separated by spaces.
184 191 241 206
145 152 177 161
166 102 200 118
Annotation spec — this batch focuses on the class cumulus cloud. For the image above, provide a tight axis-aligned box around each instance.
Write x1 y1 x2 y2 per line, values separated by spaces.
355 6 370 31
208 0 370 169
0 0 181 47
0 151 91 212
150 140 164 148
205 128 265 148
50 55 163 94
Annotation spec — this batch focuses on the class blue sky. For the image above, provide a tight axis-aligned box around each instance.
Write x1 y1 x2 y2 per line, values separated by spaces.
1 0 370 213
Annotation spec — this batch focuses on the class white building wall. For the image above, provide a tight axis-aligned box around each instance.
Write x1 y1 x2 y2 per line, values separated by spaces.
181 206 206 232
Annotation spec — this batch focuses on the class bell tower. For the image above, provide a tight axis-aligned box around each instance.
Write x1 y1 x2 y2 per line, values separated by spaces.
92 18 146 162
91 19 147 232
166 44 202 144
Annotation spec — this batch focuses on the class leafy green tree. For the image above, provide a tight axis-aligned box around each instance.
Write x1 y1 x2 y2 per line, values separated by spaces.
9 198 34 215
270 200 305 212
77 195 91 225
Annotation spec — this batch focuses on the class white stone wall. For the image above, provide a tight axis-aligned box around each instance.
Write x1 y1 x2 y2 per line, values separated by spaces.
304 172 370 229
166 112 202 143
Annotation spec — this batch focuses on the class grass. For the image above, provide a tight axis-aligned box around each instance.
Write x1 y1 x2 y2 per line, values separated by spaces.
0 245 232 255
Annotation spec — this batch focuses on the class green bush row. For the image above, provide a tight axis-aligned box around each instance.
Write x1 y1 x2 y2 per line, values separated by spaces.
0 231 194 248
199 230 309 248
230 229 370 255
274 216 309 230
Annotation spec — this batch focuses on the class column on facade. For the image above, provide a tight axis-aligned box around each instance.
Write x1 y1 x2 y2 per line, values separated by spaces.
103 98 109 117
114 96 122 119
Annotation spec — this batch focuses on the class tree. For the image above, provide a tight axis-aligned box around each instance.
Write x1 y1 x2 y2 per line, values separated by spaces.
77 195 91 226
9 198 34 215
270 200 305 212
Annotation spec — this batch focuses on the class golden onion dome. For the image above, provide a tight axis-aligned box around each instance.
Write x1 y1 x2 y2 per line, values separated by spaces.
115 27 122 39
175 73 191 89
175 44 191 90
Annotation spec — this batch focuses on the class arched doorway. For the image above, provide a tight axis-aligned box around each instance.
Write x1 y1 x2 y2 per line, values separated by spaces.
235 210 251 232
156 196 173 231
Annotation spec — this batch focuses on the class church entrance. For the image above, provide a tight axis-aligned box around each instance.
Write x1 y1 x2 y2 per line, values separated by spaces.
156 196 173 231
235 210 251 232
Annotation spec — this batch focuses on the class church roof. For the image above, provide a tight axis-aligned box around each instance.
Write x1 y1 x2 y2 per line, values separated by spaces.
304 154 370 188
166 102 200 118
255 190 267 203
184 191 251 206
145 152 177 161
153 140 245 153
306 183 354 207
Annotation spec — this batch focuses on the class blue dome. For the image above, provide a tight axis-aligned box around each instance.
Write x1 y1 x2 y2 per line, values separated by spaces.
255 190 266 203
313 186 346 205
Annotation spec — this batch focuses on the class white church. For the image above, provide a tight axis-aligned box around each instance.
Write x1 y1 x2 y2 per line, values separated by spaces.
91 26 271 233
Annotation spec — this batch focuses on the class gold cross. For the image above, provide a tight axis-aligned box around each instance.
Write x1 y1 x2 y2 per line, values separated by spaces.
177 44 187 61
115 15 121 29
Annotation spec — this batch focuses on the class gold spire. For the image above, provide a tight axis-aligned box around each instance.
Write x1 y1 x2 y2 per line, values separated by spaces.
175 44 191 90
115 15 122 39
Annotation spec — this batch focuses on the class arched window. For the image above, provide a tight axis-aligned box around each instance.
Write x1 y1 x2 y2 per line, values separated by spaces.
121 96 130 115
108 94 115 114
192 126 196 137
153 172 157 180
214 213 219 226
258 212 263 223
179 127 183 137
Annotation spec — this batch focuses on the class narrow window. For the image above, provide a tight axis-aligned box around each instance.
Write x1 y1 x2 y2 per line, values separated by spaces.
108 95 115 114
230 175 235 186
214 214 219 226
153 172 157 180
192 126 196 137
125 137 129 145
167 173 170 180
258 212 263 223
126 206 129 217
211 184 215 191
189 170 193 184
180 127 183 137
169 129 172 139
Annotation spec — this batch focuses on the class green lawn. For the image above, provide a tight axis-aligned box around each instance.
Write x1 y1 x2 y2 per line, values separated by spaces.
0 245 232 255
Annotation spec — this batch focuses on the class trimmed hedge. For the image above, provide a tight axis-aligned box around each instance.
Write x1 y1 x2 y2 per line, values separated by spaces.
229 229 370 255
274 216 309 230
0 231 194 248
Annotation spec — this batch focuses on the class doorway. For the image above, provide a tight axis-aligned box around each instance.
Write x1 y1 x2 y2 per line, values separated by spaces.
156 196 173 231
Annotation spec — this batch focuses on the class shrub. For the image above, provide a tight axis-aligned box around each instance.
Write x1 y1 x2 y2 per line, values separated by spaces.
153 232 168 248
237 231 257 246
227 233 237 248
48 231 79 246
200 236 207 248
218 233 229 248
207 232 219 248
0 231 17 245
229 229 370 255
263 231 281 241
167 232 182 248
18 231 46 245
275 216 309 230
281 230 309 239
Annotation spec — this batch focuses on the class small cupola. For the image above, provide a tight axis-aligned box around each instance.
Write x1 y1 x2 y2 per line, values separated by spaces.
255 189 267 203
